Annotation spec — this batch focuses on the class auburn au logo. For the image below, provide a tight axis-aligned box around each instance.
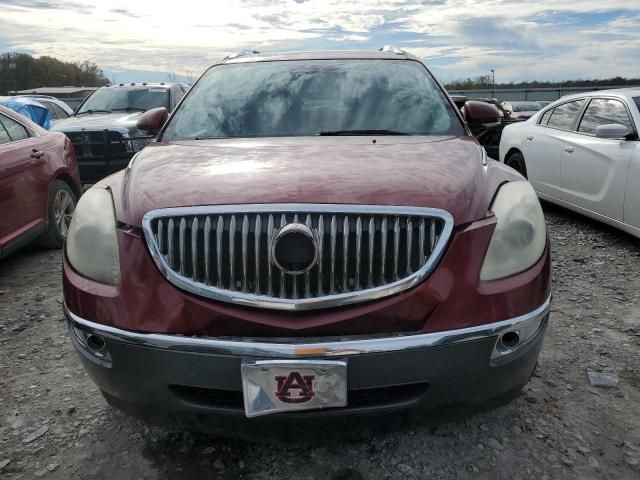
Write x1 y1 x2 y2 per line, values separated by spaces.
275 371 316 403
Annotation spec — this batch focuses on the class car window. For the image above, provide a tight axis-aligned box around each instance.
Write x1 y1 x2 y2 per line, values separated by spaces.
634 97 640 113
174 86 185 107
77 87 170 114
539 109 552 126
578 98 633 135
0 115 30 141
0 117 11 145
546 100 585 130
163 60 464 140
40 101 59 119
49 103 69 119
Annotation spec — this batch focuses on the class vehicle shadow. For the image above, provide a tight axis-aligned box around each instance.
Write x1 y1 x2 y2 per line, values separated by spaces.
540 200 638 250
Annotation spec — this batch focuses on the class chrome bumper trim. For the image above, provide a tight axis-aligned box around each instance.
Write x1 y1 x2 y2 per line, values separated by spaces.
65 296 550 359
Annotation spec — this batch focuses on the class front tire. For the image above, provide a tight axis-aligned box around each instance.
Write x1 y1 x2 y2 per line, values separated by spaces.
38 180 77 249
506 151 528 178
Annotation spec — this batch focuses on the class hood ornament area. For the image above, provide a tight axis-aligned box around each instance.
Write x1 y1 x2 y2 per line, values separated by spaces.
271 223 318 275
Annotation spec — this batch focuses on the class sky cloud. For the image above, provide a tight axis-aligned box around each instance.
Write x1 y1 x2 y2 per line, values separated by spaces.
0 0 638 82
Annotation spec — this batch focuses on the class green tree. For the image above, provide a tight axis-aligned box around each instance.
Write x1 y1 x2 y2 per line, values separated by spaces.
0 52 109 95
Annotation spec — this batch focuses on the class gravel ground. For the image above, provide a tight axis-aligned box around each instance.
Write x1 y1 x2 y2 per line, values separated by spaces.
1 203 639 480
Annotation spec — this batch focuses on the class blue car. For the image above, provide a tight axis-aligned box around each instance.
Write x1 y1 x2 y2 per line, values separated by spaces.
0 96 52 129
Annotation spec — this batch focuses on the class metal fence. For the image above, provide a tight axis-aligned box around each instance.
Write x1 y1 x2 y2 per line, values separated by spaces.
447 85 640 102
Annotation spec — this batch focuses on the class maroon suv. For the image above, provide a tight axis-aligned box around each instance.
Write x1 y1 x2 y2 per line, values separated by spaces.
63 49 551 436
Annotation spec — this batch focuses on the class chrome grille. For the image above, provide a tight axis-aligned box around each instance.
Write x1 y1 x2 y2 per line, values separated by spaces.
142 205 453 311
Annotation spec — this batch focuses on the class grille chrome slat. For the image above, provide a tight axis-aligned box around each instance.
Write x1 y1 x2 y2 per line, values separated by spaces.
418 218 426 265
304 214 312 298
254 214 262 294
216 216 223 288
143 204 453 311
191 217 199 281
381 217 387 282
330 215 337 294
393 216 400 281
317 215 324 296
355 217 362 290
167 218 175 268
204 217 212 284
368 217 375 288
406 218 413 274
342 216 349 293
241 215 249 292
279 214 286 298
229 215 236 290
157 219 164 256
267 214 274 296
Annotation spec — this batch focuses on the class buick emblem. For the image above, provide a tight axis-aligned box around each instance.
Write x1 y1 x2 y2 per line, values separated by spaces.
271 223 318 275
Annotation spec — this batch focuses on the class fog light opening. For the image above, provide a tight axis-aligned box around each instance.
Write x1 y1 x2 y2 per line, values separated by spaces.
86 334 106 353
500 331 521 349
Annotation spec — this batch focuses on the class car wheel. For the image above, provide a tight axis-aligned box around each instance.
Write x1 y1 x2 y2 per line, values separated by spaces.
506 151 528 178
38 180 77 249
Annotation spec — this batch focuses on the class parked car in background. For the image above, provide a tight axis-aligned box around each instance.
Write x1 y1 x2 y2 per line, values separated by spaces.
500 88 640 238
537 101 552 108
51 83 187 183
18 95 74 122
0 105 81 259
0 96 51 129
452 96 521 159
501 101 544 120
64 49 551 438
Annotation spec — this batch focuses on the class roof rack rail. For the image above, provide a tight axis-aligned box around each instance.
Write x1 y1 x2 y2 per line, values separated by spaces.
379 45 405 55
225 50 261 61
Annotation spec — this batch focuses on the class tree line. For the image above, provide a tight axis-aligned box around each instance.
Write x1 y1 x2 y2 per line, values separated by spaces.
0 52 109 95
445 74 640 90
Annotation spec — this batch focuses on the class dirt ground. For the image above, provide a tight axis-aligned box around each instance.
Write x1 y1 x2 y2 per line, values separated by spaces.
1 203 639 480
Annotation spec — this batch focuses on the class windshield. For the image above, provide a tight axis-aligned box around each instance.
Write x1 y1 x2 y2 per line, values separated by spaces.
162 60 463 140
77 87 169 114
512 102 542 112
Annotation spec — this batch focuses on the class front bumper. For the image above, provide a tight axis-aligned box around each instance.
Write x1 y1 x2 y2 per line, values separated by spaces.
65 296 550 437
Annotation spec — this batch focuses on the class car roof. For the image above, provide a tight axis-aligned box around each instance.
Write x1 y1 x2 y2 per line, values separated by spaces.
557 87 640 102
220 49 421 65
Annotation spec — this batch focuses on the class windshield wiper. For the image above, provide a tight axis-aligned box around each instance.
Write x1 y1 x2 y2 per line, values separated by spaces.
319 129 414 136
111 107 147 112
76 109 112 115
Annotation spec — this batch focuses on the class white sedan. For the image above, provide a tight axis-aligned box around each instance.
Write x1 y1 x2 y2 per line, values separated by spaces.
499 88 640 238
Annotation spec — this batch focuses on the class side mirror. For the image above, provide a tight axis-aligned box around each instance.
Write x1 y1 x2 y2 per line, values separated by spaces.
595 123 630 139
136 107 169 134
463 100 501 127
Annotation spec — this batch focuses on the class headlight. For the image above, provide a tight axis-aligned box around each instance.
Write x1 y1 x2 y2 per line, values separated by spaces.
66 188 120 285
480 181 546 281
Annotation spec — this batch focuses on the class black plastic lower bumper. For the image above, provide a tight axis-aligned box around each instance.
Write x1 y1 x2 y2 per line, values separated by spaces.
67 303 549 439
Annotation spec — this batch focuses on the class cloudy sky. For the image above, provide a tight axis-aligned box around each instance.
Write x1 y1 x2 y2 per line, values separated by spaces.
0 0 638 83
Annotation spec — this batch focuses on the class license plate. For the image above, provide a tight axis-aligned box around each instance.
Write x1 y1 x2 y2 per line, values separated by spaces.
241 359 347 417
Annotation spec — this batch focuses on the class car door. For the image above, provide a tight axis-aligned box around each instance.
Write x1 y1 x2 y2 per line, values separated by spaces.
559 97 636 220
522 99 585 198
624 97 640 230
0 113 48 249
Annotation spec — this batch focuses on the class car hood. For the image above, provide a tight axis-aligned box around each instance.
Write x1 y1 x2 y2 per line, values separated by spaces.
105 136 495 227
50 111 145 135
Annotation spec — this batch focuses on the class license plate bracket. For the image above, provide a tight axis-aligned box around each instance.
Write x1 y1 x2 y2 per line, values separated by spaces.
241 359 347 418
